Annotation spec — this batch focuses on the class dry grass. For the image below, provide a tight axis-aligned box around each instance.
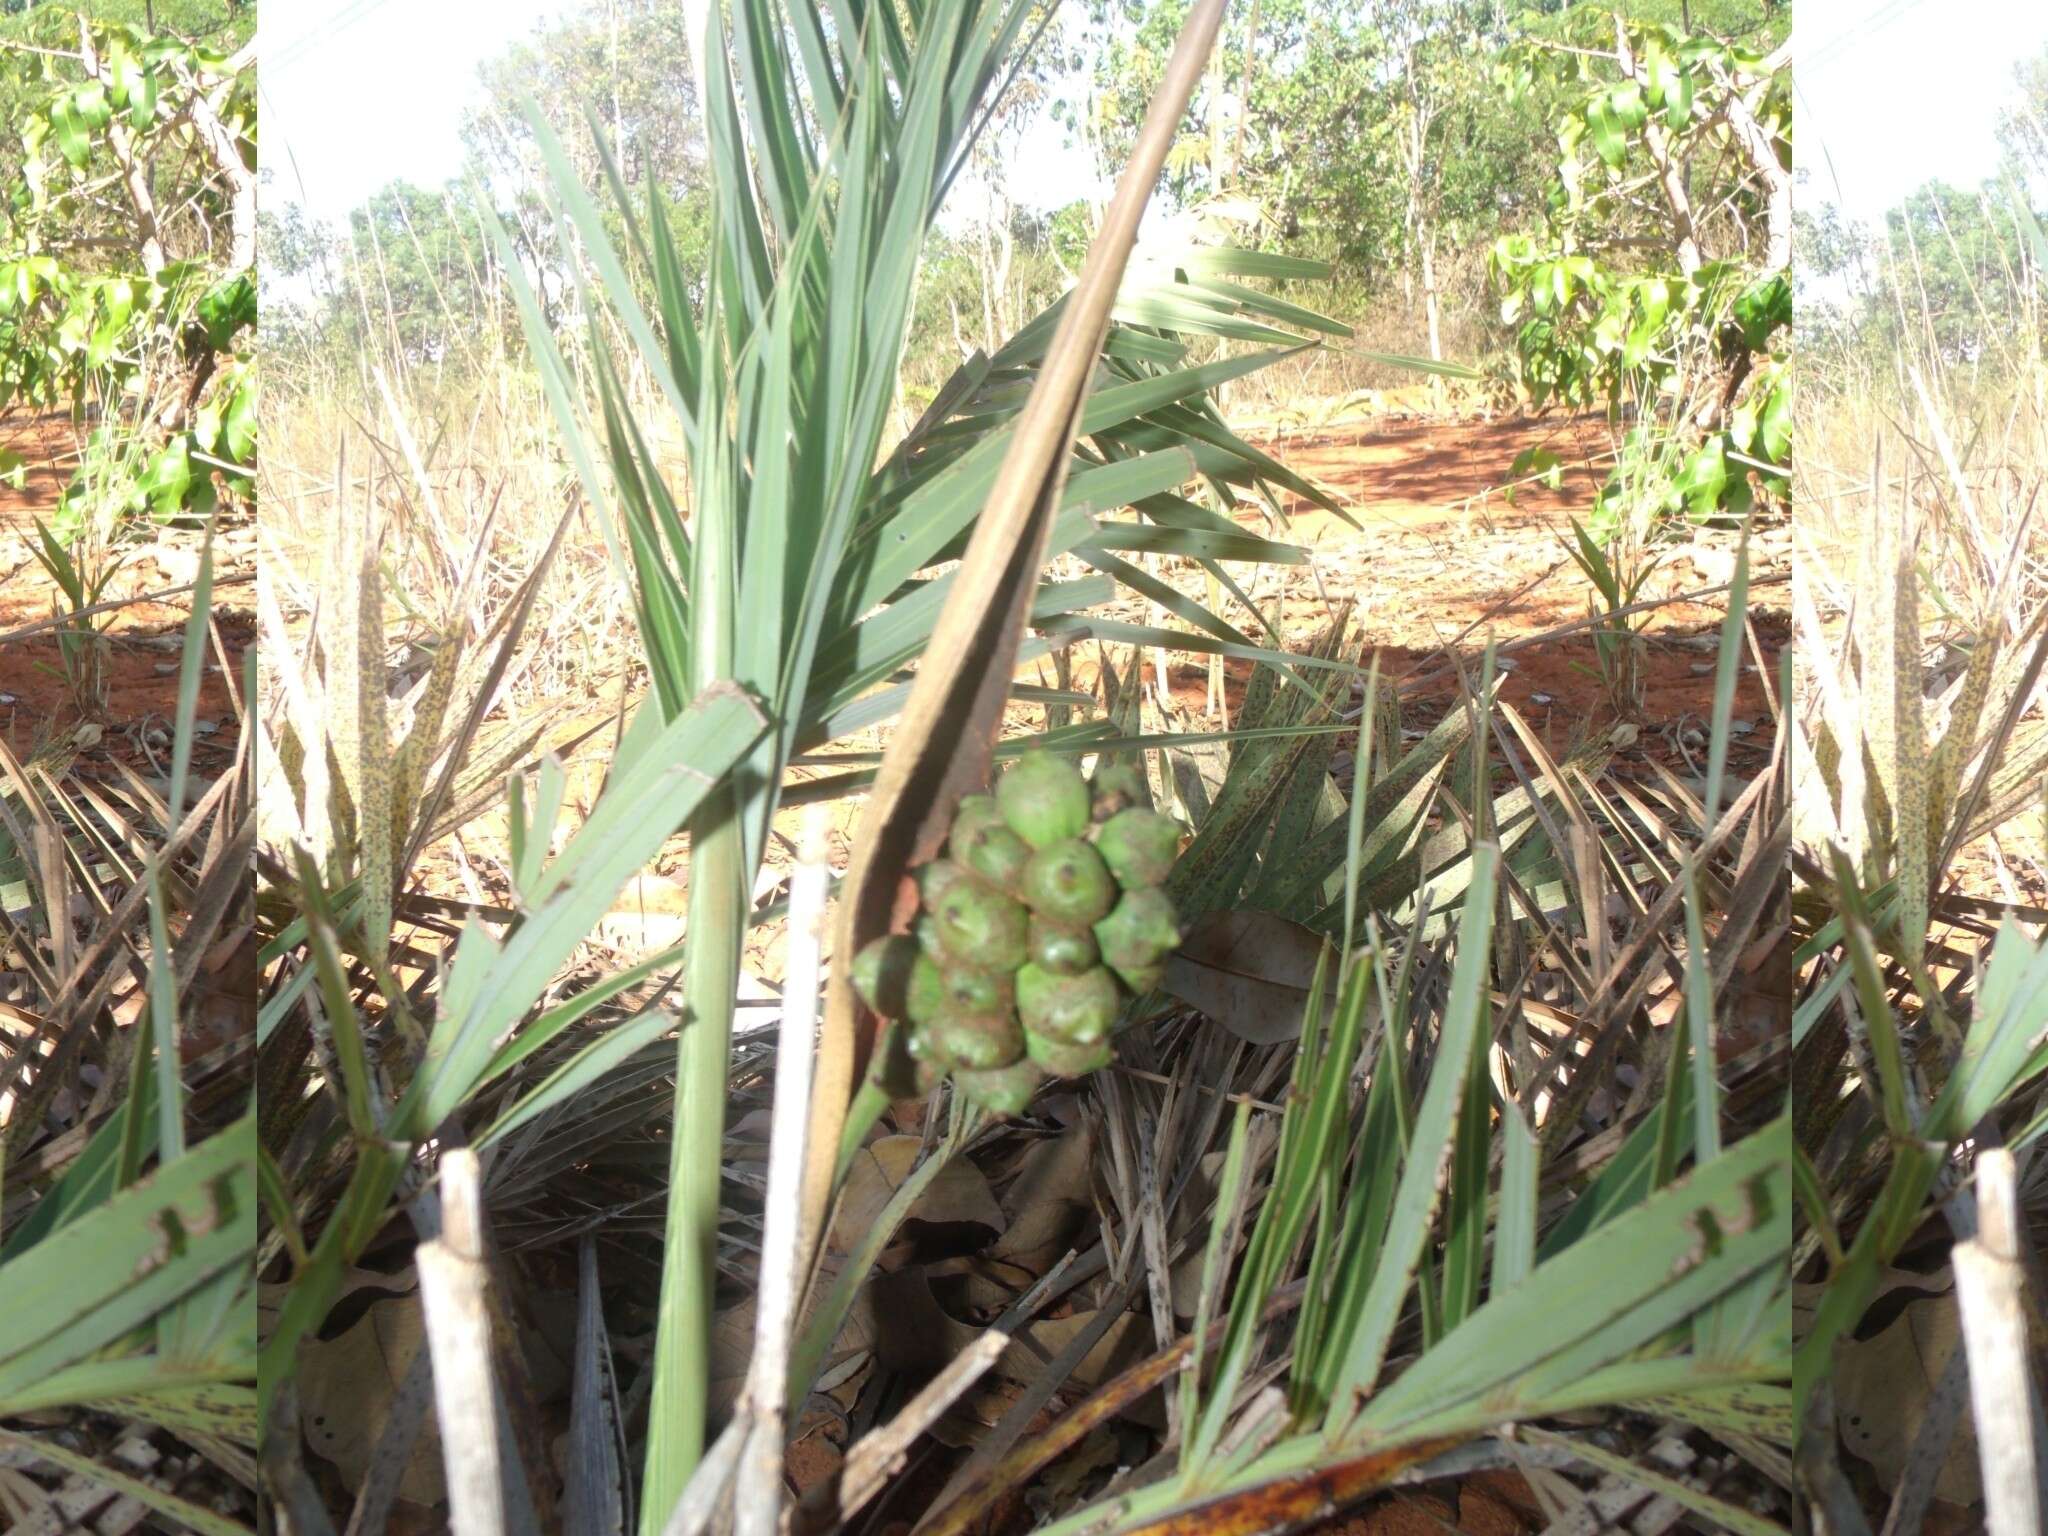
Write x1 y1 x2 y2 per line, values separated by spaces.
1793 212 2048 1527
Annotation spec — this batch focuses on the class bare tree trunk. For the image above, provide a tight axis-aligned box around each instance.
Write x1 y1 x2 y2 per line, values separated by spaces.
1400 107 1417 317
980 212 997 348
994 212 1014 337
187 45 259 272
609 0 626 171
1207 28 1227 186
1400 148 1419 316
1397 48 1435 332
1420 222 1442 362
1231 0 1262 187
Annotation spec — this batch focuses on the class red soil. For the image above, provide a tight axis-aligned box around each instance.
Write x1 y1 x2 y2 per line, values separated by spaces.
1060 411 1784 781
1 413 250 767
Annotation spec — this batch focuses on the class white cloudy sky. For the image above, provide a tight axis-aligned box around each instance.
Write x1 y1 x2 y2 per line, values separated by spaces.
1797 0 2048 227
264 0 1101 230
272 0 2028 250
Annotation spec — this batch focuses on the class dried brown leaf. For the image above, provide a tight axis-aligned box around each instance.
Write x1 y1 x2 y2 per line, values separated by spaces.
1162 909 1330 1045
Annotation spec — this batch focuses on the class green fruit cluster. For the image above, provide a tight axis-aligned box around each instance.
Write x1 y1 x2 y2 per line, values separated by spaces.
851 752 1183 1116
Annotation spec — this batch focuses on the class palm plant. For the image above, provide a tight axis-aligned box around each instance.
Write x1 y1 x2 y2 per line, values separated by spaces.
492 0 1403 1520
27 512 125 716
898 595 1790 1535
256 0 1380 1504
1034 919 1787 1536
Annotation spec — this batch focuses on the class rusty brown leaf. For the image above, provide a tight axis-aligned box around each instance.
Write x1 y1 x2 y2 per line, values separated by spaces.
1162 908 1333 1045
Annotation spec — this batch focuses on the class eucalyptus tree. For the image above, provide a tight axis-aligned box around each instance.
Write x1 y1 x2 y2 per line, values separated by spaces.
1077 0 1553 332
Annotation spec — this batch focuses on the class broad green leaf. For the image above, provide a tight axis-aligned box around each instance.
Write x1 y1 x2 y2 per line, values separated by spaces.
1585 95 1625 169
0 1118 256 1403
1356 1119 1788 1433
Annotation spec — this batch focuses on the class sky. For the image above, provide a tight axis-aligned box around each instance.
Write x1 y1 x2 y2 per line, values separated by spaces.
1796 0 2048 229
265 0 566 226
264 0 1103 232
271 0 2017 250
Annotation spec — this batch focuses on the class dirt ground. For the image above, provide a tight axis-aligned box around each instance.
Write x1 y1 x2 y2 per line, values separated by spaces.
1073 410 1784 792
0 414 252 773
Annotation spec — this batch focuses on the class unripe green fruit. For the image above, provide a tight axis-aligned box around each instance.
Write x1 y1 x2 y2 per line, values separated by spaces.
905 955 947 1027
955 1059 1045 1117
1089 758 1150 818
932 881 1029 972
927 1010 1025 1071
920 859 968 906
1094 808 1181 889
1025 1027 1112 1078
1094 888 1181 972
851 934 920 1017
909 1022 963 1074
996 752 1090 849
949 795 1004 854
1030 915 1099 976
1021 838 1116 925
940 962 1012 1016
915 912 945 961
1112 961 1165 996
959 822 1032 893
1016 962 1119 1045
